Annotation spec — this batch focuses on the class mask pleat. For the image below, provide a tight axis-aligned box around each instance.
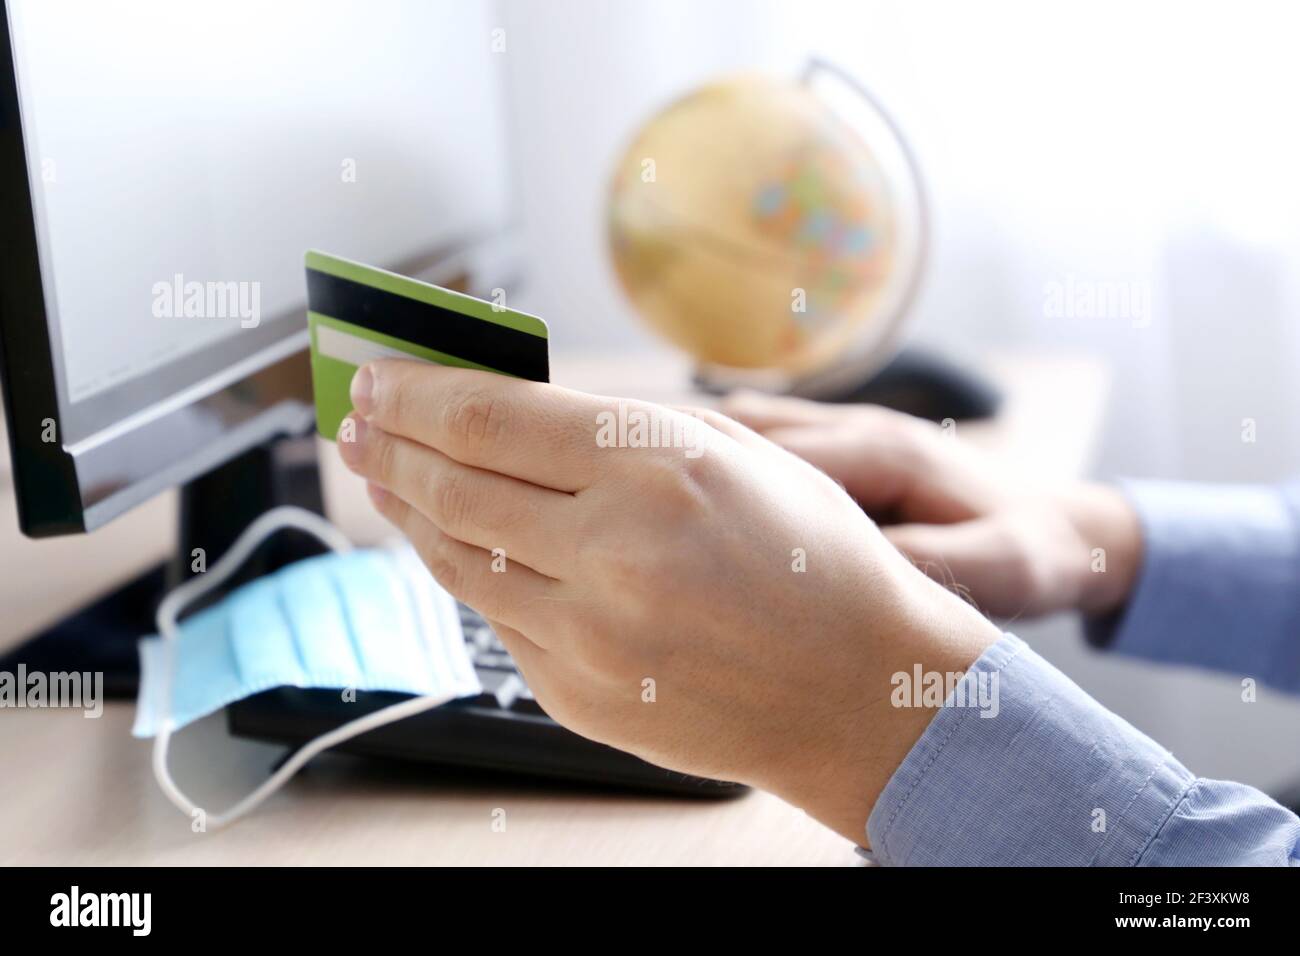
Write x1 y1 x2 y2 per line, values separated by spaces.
277 555 362 689
228 576 309 694
331 551 431 690
162 602 240 731
388 544 459 690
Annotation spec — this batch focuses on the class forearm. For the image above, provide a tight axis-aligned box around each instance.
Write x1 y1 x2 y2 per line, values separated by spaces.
865 634 1300 866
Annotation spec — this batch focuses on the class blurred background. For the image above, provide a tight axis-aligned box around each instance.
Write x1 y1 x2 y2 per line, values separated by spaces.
493 0 1300 793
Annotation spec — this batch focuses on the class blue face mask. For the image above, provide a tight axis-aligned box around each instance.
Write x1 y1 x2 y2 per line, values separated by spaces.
134 507 481 830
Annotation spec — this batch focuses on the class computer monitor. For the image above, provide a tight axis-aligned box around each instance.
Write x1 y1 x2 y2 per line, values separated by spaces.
0 0 513 537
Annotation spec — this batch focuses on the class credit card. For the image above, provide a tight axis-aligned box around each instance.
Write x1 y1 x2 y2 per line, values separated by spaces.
304 249 549 440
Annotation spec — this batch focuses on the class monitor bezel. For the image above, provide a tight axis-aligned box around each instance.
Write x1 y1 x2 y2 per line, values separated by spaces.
0 0 80 534
0 0 314 537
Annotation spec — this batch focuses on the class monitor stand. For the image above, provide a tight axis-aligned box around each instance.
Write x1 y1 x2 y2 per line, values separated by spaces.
0 432 328 699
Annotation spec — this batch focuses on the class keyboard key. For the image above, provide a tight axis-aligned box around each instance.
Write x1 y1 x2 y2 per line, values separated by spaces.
467 626 497 653
463 668 513 710
472 650 516 671
493 673 527 709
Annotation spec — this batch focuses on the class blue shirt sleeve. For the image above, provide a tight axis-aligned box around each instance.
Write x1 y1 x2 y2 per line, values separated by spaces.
1085 481 1300 692
865 634 1300 866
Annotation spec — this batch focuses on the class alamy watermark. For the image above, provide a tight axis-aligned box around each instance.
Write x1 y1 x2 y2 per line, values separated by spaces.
890 664 999 718
595 401 705 459
50 886 150 936
152 273 261 328
0 665 103 718
1043 274 1151 328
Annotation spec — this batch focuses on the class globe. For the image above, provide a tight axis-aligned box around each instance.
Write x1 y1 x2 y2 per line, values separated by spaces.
607 70 924 384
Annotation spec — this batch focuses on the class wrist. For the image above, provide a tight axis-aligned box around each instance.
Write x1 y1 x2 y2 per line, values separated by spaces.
763 566 1002 845
1061 483 1143 616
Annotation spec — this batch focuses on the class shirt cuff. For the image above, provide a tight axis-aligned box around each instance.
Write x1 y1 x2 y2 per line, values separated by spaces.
1084 481 1300 692
866 633 1195 866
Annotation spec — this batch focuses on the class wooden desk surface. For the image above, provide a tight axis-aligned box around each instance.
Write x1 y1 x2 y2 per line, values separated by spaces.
0 347 1108 865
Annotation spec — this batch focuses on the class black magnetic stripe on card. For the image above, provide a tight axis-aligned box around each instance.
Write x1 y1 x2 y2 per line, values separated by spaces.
306 268 549 382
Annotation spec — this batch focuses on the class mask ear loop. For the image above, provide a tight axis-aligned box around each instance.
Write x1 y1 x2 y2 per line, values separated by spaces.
151 505 461 830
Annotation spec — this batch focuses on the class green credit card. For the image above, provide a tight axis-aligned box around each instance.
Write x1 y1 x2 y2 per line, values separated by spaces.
304 249 550 440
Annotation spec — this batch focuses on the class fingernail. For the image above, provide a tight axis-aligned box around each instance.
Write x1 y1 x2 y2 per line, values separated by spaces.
350 364 375 415
337 414 366 465
366 481 387 507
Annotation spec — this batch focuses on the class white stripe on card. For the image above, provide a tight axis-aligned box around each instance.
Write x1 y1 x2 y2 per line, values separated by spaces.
316 324 436 368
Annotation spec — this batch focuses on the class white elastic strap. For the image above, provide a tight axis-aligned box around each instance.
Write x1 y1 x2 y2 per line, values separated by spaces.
151 505 458 830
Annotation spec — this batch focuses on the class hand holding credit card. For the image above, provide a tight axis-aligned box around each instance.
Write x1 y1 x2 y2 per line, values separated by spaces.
305 250 550 440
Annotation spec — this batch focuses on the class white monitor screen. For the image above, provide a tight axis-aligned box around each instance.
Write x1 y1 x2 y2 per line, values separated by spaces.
10 0 509 438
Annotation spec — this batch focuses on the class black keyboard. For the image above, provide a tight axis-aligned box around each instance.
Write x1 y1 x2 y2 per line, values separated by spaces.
458 604 545 716
226 603 747 798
